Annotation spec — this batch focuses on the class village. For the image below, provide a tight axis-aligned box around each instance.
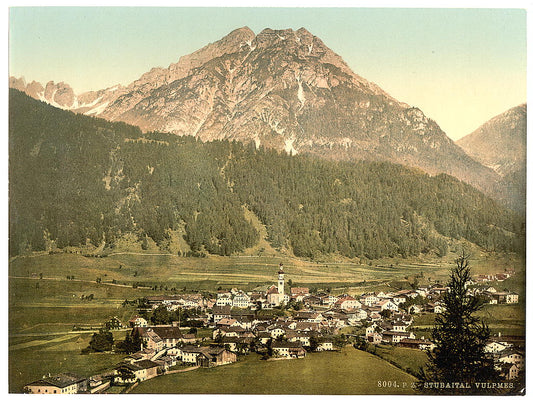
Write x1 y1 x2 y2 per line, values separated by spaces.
23 264 524 394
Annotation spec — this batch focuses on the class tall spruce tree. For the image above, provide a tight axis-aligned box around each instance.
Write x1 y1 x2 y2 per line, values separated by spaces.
417 253 502 394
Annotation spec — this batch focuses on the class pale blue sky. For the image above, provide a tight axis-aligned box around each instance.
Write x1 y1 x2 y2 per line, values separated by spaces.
8 7 527 140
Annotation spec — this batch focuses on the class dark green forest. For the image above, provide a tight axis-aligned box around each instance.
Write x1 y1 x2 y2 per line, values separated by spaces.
9 89 524 259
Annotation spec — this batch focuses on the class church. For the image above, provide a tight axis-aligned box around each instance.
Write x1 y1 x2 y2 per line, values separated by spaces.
266 263 289 307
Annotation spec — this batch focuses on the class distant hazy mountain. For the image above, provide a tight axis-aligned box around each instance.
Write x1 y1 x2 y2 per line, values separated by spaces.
457 104 526 212
10 26 500 197
457 104 526 177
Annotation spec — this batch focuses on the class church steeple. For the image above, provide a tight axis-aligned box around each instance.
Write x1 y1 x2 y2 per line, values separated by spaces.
277 263 285 302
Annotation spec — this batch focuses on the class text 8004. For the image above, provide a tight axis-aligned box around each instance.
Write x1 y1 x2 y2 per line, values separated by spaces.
377 381 414 389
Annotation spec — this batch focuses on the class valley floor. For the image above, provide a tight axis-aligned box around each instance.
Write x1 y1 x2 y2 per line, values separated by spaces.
8 251 525 394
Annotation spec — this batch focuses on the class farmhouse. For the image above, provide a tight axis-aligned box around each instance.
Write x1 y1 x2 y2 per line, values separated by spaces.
113 360 160 384
334 295 362 310
24 373 87 394
180 345 237 366
497 363 521 380
376 300 399 312
398 338 435 350
129 315 148 328
271 340 306 358
291 287 310 301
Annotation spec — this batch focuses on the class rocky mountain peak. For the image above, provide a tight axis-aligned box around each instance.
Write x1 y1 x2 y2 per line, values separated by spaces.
9 26 503 201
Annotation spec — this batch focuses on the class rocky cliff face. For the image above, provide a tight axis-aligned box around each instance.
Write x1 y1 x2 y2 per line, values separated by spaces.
10 26 501 196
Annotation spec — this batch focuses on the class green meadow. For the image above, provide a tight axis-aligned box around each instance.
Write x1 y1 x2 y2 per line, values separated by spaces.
9 332 128 393
133 347 418 395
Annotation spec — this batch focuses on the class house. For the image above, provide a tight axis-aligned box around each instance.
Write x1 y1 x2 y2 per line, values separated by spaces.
139 329 164 352
285 330 314 347
494 273 509 282
303 295 322 306
216 292 233 307
232 293 251 308
129 315 148 328
268 325 286 339
477 274 494 282
392 321 408 332
134 326 192 351
211 305 232 323
382 331 414 344
366 333 382 344
505 292 519 304
360 293 379 306
484 341 510 354
368 312 382 322
398 338 435 350
334 295 362 310
216 318 238 327
113 360 160 384
182 333 198 344
24 373 87 394
232 292 251 308
376 300 398 312
425 302 446 313
316 337 335 351
271 340 306 358
180 345 237 366
496 350 525 369
291 287 310 301
294 311 324 323
324 295 339 306
147 326 185 348
256 331 272 345
391 293 408 305
155 356 177 370
498 363 521 380
346 308 368 322
87 375 111 394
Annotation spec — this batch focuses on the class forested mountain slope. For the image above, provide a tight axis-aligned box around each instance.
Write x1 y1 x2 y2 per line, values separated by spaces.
9 89 524 259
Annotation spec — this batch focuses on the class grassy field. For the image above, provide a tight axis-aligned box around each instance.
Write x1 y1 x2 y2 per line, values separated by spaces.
9 331 128 393
370 345 428 376
10 249 523 293
133 347 418 394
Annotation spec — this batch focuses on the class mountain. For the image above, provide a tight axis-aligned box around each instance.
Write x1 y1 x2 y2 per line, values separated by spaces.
9 76 126 115
9 89 524 259
457 104 526 177
10 26 500 196
457 104 526 212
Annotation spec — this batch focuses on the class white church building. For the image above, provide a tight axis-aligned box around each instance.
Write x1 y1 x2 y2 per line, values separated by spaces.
266 263 290 307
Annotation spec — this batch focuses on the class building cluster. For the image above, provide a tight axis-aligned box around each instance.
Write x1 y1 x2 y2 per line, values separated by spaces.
23 263 522 393
468 285 519 305
476 268 515 283
485 335 525 380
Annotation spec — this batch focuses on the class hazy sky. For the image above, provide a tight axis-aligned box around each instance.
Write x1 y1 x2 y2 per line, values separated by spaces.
9 6 527 140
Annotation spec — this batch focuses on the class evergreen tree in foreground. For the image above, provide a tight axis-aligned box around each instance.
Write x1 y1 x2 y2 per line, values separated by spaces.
417 253 502 394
